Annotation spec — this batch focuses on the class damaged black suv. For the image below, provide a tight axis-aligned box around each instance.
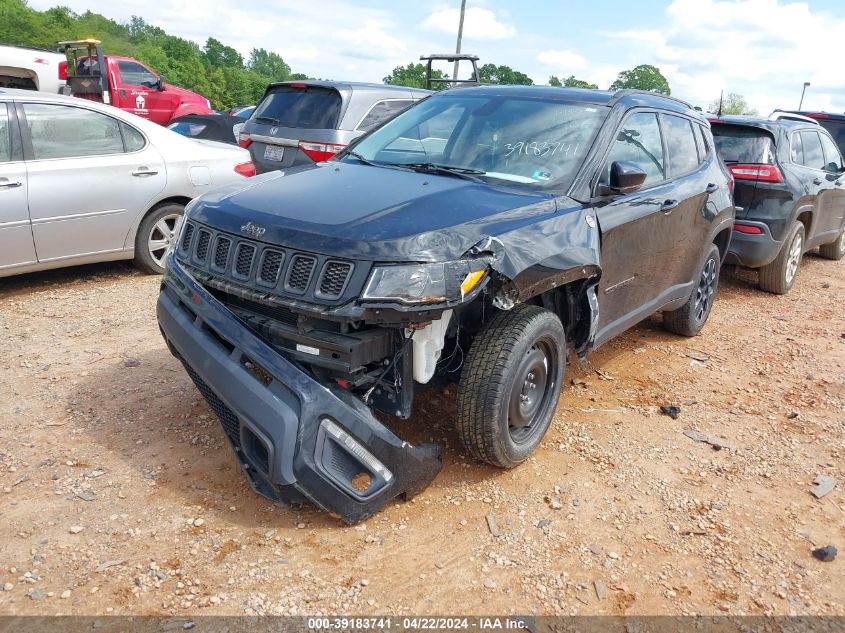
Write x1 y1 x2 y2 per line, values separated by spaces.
157 86 735 523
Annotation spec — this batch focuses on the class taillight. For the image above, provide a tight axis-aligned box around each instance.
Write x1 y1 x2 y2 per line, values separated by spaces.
58 61 67 80
733 223 764 235
234 162 256 177
238 133 252 149
298 141 346 162
727 164 783 183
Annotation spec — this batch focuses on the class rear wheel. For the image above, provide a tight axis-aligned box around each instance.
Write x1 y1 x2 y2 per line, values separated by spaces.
456 305 565 468
133 203 185 274
663 244 721 336
818 230 845 261
759 222 804 294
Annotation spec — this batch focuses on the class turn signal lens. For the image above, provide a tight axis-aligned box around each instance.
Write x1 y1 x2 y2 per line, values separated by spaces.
460 270 486 298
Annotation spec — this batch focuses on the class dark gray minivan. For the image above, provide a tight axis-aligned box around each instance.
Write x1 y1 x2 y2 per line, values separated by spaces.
239 81 430 173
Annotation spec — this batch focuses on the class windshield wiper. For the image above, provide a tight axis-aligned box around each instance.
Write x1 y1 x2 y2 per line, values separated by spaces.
401 163 486 182
255 116 280 125
344 151 380 167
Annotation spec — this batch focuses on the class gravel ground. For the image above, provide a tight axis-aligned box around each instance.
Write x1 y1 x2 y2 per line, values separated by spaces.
0 253 843 616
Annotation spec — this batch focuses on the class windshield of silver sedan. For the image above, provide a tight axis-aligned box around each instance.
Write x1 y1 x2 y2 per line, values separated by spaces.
343 93 608 189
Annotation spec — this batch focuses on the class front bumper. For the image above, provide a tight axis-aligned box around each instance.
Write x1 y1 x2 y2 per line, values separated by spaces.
156 255 442 523
724 221 782 269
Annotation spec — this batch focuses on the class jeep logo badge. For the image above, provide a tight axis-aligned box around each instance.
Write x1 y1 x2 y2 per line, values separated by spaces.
240 222 266 238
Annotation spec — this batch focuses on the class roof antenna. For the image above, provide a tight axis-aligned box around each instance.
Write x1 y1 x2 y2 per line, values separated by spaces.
717 90 724 117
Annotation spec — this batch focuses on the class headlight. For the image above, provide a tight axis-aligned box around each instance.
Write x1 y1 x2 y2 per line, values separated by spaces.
361 261 487 305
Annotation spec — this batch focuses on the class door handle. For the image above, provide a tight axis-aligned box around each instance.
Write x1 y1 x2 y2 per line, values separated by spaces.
813 177 823 185
705 183 719 194
0 179 22 189
661 199 680 213
132 168 159 177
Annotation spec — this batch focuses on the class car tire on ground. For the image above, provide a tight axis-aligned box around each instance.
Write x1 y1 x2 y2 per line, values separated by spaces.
663 243 721 337
818 229 845 261
456 304 565 469
758 221 804 294
133 203 185 275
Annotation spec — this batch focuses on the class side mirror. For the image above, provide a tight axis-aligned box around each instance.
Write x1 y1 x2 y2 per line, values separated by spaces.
156 76 166 91
600 160 648 195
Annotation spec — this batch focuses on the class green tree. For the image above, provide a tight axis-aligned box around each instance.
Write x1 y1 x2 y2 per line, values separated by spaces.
477 63 533 85
550 75 598 89
383 62 448 90
203 37 243 70
707 93 758 116
247 48 291 82
609 64 671 95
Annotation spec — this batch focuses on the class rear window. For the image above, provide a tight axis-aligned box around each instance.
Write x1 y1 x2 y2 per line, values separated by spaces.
818 119 845 157
711 123 775 164
253 86 342 130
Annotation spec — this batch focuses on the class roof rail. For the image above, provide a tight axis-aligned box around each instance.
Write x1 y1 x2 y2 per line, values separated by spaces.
609 89 693 109
769 110 820 125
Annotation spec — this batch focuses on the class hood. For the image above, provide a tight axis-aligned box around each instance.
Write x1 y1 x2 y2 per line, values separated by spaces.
188 162 562 262
163 82 208 104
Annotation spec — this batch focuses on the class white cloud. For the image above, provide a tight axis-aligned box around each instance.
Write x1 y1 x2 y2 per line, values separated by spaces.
422 5 516 40
610 0 845 113
536 49 587 72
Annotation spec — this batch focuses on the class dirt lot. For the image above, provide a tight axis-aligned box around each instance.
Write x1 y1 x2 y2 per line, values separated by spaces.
0 253 843 617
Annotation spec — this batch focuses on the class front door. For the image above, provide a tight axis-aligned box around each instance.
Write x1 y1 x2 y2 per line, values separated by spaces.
114 60 170 124
19 102 166 263
594 111 674 342
0 102 36 272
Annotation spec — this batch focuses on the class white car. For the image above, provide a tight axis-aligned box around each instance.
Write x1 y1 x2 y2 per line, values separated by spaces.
0 88 255 277
0 44 66 93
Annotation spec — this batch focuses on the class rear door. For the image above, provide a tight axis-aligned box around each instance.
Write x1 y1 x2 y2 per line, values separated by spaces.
19 102 166 262
0 101 37 271
817 130 845 241
113 60 170 124
246 84 345 172
792 129 828 242
660 113 712 286
594 110 674 340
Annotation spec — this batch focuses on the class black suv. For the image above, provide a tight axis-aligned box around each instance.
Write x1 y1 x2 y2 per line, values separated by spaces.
158 86 734 522
783 111 845 158
710 114 845 293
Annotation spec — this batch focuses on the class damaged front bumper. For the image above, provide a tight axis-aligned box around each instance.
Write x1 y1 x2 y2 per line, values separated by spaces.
156 256 442 523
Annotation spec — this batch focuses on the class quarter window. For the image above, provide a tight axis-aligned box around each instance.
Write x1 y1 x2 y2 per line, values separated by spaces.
791 132 804 164
0 104 10 162
663 114 699 176
818 132 843 173
121 122 146 152
357 100 414 132
603 112 665 186
24 103 125 160
799 130 825 170
117 60 158 87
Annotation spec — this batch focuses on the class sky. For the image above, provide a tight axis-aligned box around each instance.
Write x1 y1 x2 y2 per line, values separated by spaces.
26 0 845 114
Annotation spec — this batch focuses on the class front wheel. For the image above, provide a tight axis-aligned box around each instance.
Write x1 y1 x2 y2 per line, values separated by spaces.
134 203 185 274
818 230 845 261
663 243 721 336
456 305 565 468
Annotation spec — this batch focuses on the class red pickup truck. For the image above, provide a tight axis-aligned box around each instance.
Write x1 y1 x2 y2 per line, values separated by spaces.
59 39 212 124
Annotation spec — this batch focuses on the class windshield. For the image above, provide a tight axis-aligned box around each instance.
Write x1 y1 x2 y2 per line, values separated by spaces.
711 124 775 164
345 93 608 189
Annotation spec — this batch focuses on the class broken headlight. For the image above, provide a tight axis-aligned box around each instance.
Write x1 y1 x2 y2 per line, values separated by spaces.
361 261 487 306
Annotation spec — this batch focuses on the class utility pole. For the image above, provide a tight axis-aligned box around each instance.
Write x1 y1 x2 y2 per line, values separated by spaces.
452 0 467 85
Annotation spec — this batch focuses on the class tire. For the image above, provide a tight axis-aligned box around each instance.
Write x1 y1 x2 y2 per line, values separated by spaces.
456 304 565 468
818 230 845 261
758 222 804 294
133 203 185 274
663 243 721 337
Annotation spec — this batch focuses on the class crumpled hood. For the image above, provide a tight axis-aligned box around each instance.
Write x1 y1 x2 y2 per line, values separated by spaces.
189 162 562 262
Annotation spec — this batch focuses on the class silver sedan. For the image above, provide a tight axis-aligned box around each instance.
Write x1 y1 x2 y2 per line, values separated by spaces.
0 88 255 277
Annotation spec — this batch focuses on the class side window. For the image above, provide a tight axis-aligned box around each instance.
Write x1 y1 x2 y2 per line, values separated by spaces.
818 132 843 173
357 100 413 132
117 61 158 87
663 114 699 176
0 104 10 162
24 103 124 160
121 122 146 152
799 131 825 170
602 112 665 186
791 132 804 164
